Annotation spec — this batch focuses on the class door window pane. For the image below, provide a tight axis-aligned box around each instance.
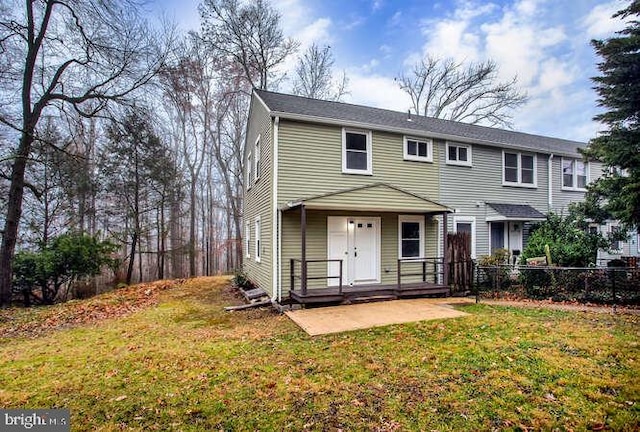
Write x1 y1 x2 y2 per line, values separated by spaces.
457 222 472 234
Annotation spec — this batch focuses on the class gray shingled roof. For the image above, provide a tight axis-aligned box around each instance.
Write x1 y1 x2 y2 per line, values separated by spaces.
255 89 586 157
488 203 547 220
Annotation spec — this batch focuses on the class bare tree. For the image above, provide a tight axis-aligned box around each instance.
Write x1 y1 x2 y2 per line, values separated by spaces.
0 0 171 305
199 0 299 91
396 56 527 128
292 44 348 101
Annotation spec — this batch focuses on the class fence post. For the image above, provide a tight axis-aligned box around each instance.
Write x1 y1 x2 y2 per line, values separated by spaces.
612 268 617 313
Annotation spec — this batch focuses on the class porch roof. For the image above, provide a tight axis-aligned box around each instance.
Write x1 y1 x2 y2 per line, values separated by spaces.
282 183 452 214
486 203 547 221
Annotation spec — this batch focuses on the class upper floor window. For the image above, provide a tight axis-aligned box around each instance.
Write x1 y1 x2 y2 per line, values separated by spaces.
503 151 536 187
254 136 261 182
446 142 472 166
342 128 372 175
246 151 252 190
562 158 588 190
398 215 424 259
403 136 433 162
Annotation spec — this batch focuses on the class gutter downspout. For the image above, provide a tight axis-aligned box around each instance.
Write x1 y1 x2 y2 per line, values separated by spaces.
548 154 554 212
272 116 280 303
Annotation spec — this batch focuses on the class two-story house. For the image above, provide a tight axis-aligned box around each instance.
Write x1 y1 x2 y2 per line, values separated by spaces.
242 89 628 306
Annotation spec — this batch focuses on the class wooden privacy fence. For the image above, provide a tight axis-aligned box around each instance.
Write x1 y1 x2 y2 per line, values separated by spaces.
447 232 473 292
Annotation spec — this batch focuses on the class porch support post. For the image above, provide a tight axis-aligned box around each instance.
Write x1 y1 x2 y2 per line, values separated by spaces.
301 204 307 295
443 212 449 287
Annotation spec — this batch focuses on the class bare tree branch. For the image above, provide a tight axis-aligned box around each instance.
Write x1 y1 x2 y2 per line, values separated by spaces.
292 43 349 101
396 55 527 128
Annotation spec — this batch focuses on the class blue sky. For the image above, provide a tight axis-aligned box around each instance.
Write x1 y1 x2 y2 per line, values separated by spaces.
156 0 630 142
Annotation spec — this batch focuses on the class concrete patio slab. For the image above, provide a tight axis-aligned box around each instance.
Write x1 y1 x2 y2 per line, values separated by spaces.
285 298 472 336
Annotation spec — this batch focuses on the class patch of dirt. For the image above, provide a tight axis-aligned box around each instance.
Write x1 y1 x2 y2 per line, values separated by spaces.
0 279 185 339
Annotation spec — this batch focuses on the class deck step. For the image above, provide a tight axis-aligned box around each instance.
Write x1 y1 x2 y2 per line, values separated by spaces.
244 288 269 300
349 295 398 304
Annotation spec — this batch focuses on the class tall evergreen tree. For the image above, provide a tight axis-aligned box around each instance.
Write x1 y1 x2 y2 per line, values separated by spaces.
582 1 640 229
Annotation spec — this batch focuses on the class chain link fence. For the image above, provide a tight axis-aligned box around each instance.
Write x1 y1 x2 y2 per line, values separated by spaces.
475 265 640 305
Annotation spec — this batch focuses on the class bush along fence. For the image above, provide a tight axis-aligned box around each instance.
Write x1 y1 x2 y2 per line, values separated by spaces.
475 265 640 306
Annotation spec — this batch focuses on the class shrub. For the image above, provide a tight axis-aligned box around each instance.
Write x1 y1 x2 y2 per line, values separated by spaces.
232 270 255 291
12 233 117 306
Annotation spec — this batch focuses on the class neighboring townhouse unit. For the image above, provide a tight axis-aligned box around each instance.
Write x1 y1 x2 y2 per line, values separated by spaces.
242 89 631 306
438 131 603 260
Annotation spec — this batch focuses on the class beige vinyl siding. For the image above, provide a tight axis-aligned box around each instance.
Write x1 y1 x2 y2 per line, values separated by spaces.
281 210 440 294
243 95 274 295
278 120 440 207
439 142 549 257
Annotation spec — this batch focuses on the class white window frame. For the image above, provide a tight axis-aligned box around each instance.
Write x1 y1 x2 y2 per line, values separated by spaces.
502 151 537 188
561 157 589 191
246 150 252 190
403 136 433 163
254 216 261 263
254 135 261 182
342 128 373 175
245 222 251 259
398 215 425 259
453 216 476 258
609 223 623 253
446 142 472 167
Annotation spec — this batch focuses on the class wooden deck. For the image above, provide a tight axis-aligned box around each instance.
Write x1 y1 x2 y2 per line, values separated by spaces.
289 282 450 305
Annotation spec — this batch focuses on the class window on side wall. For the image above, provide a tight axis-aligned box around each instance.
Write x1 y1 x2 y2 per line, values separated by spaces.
403 136 433 162
254 135 261 182
342 128 372 174
255 216 261 262
398 215 425 259
610 225 622 252
503 151 536 187
562 158 588 190
246 151 252 190
446 142 472 166
245 222 251 259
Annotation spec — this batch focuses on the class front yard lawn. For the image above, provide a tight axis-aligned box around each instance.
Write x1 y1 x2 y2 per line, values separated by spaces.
0 276 638 431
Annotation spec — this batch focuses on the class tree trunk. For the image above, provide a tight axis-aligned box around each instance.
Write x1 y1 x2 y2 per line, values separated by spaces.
126 232 138 285
189 181 197 277
0 133 33 306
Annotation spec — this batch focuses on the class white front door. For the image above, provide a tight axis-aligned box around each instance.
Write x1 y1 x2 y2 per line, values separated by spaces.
507 222 523 253
327 217 380 286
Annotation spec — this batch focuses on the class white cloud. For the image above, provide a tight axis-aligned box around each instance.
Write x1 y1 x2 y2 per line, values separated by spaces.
372 0 383 12
379 44 392 55
345 16 366 30
388 11 402 27
344 73 410 112
582 1 628 38
296 18 333 48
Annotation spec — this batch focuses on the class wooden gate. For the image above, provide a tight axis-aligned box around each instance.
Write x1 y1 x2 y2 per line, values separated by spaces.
447 232 473 292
